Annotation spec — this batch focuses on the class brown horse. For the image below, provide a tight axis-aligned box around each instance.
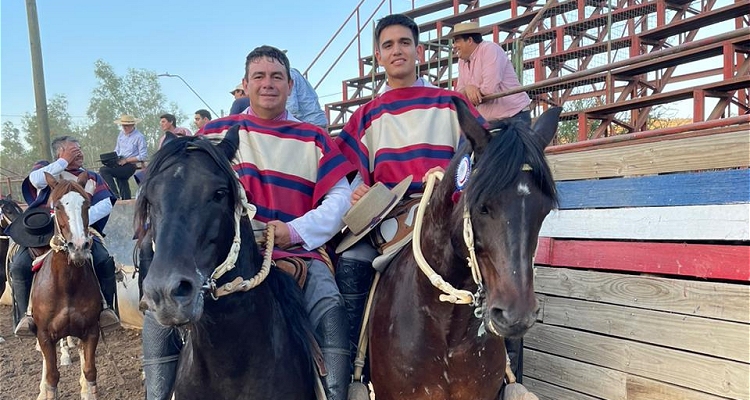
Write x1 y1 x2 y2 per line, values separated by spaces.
32 172 102 400
367 104 561 400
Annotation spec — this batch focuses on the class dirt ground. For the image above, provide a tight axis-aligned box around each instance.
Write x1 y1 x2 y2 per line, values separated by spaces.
0 305 145 400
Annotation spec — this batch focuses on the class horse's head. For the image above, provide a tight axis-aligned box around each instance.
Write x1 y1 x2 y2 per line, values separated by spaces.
136 126 242 326
46 172 92 265
0 195 23 229
442 101 561 338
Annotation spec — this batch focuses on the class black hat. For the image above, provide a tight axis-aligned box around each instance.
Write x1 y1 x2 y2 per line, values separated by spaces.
5 207 54 248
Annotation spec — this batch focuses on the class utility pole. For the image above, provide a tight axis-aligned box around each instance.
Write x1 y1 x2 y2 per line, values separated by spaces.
25 0 52 160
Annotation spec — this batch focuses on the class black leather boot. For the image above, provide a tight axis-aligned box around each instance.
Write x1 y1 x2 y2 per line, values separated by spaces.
505 337 524 383
335 257 374 367
93 250 120 332
11 278 35 337
316 306 352 400
142 311 181 400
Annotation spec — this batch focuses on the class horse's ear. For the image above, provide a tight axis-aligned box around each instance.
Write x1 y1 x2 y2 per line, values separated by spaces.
44 172 58 189
532 107 562 148
453 96 491 152
163 131 178 146
76 172 88 188
216 124 240 160
4 193 11 201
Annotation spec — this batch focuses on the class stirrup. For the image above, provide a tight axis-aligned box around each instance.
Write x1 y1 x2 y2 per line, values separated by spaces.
99 308 121 332
14 315 36 337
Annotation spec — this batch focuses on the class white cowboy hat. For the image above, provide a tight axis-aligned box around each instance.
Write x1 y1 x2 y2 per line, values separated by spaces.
447 22 485 38
230 84 244 95
336 176 413 254
113 114 141 125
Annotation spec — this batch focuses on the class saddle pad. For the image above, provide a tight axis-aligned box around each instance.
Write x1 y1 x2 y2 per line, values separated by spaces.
275 257 308 288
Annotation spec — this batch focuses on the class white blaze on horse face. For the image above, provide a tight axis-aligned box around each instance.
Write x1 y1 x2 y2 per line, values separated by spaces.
173 165 186 179
517 182 531 196
60 191 88 248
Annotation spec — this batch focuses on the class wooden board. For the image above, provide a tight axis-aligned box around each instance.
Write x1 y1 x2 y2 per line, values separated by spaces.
525 324 750 399
524 349 628 400
534 267 750 323
523 376 603 400
538 295 750 363
539 204 750 240
535 238 750 281
546 130 750 181
625 375 730 400
556 168 750 209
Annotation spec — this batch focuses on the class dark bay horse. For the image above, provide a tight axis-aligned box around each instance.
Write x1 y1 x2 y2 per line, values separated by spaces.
136 129 316 399
33 172 103 400
368 103 561 400
1 195 23 299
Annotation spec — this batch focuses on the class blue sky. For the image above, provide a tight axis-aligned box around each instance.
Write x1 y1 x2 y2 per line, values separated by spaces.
1 1 424 129
1 1 737 134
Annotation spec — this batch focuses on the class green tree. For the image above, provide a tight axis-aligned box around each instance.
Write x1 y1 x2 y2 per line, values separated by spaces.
21 94 79 160
0 121 33 198
85 59 184 155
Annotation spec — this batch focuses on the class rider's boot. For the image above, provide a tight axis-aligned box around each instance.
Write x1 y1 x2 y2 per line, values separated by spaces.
334 257 374 367
97 255 121 332
316 306 351 400
11 278 35 337
142 311 180 400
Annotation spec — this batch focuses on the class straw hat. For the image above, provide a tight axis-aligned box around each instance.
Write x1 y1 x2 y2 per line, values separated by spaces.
336 176 413 253
230 84 244 95
113 114 141 125
5 207 54 248
447 22 484 38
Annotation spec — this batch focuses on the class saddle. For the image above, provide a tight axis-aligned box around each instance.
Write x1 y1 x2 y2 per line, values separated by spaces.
368 197 421 272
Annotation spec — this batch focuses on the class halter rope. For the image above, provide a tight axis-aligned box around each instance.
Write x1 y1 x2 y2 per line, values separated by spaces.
200 173 275 300
412 170 480 305
412 159 534 308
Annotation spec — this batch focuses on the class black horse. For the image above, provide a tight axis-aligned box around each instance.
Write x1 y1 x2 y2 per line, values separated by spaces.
1 195 23 300
135 129 316 399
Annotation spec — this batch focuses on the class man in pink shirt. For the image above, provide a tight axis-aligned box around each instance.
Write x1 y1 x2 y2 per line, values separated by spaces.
450 22 531 124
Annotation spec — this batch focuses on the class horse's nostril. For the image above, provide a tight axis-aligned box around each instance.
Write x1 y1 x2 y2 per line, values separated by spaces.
490 307 509 326
172 280 194 299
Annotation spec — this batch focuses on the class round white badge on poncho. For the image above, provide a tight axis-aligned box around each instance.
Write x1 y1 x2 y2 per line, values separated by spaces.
456 154 472 191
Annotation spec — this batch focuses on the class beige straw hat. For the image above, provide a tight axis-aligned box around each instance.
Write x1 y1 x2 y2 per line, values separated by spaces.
113 114 141 125
336 176 413 253
447 22 484 38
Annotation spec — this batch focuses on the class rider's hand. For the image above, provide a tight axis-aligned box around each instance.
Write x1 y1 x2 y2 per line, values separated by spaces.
59 145 81 165
351 184 370 206
267 220 292 249
423 166 445 183
463 85 483 106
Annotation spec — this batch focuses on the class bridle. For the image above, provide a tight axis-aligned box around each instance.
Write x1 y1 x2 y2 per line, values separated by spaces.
412 152 534 335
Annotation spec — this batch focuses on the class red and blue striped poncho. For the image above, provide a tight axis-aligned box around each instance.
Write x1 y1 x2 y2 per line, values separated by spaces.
21 162 117 235
199 114 355 260
336 86 484 193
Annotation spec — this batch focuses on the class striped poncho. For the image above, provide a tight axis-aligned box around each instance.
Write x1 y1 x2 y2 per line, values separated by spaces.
336 86 484 193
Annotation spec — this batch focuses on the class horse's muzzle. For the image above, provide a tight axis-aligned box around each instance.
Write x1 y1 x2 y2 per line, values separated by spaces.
141 274 204 326
488 300 539 338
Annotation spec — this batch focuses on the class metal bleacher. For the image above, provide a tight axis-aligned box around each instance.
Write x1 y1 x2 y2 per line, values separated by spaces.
320 0 750 141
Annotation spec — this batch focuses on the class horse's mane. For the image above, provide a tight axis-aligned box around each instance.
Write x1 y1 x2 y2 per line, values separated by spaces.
134 136 240 245
461 120 558 209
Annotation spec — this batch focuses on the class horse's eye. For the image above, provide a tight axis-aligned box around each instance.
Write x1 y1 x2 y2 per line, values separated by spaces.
212 189 229 202
479 204 489 215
